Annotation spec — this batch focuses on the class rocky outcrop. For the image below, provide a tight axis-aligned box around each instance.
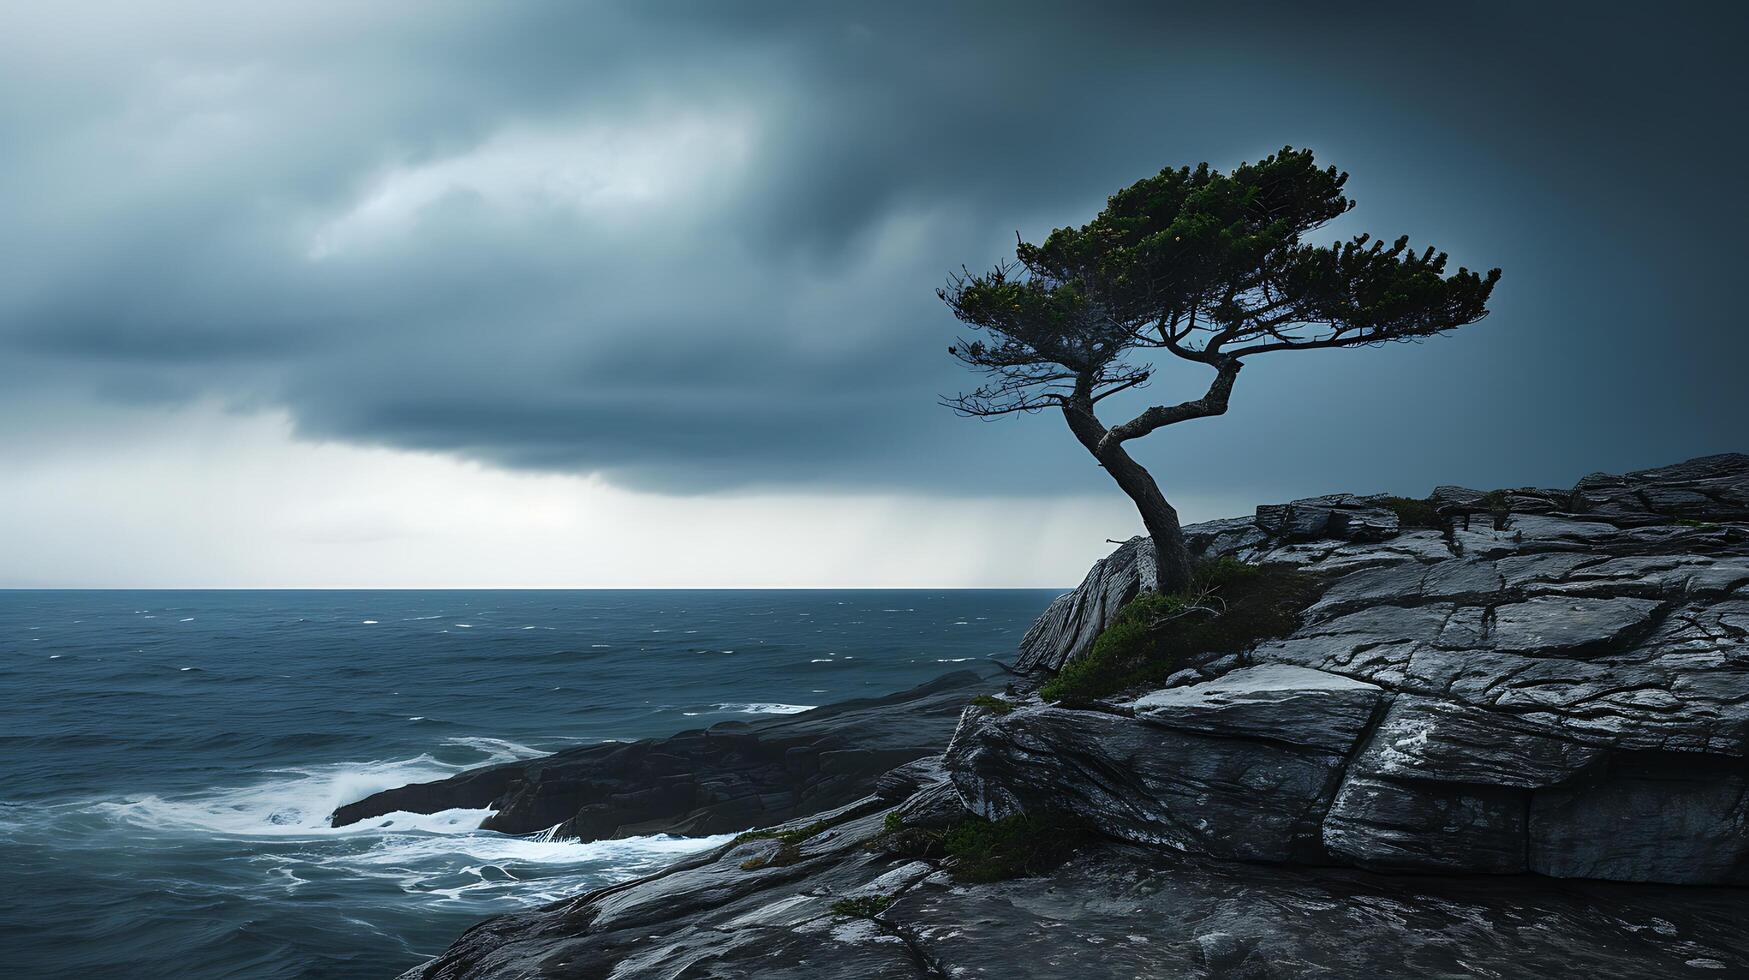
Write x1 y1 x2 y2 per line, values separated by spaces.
1014 535 1156 673
333 669 998 838
394 454 1749 978
400 794 1749 979
947 452 1749 884
947 667 1384 864
1020 454 1749 674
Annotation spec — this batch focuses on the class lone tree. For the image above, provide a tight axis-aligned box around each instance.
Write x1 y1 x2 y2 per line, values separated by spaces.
942 147 1500 594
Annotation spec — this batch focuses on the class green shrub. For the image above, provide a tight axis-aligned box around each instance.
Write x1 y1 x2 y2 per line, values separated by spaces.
968 693 1016 716
735 819 833 870
734 819 830 847
882 811 905 834
941 814 1090 883
830 894 895 919
1040 559 1320 702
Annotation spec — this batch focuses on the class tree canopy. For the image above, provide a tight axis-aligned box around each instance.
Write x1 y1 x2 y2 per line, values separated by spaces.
943 147 1501 419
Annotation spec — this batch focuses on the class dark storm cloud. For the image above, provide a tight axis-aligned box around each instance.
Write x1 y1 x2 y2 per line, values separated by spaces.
2 2 1744 499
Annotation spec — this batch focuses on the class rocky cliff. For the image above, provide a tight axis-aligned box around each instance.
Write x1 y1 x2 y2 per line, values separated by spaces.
393 454 1749 978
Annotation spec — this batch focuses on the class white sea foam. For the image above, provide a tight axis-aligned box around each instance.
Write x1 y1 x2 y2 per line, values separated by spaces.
311 830 735 908
713 703 815 715
86 737 547 839
362 620 379 624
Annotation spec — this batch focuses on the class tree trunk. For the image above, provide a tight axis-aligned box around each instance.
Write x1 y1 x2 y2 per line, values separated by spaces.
1062 401 1196 594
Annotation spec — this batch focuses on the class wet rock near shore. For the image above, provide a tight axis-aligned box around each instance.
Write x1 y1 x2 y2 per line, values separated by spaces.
332 668 1000 839
387 454 1749 978
398 795 1749 979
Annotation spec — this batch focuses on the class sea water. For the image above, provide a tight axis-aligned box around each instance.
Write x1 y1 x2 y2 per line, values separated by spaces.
0 589 1058 978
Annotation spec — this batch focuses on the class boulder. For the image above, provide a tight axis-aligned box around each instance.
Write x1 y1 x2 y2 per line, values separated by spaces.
946 667 1384 863
1129 664 1384 754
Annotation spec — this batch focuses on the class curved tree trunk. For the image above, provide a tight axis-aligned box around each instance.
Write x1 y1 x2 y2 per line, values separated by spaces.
1062 401 1196 594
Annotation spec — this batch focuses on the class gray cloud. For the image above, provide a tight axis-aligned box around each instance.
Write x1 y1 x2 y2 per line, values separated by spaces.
1 1 1744 501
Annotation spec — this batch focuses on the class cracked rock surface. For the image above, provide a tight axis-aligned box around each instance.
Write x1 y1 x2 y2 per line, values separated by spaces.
401 794 1749 979
397 455 1749 978
967 453 1749 884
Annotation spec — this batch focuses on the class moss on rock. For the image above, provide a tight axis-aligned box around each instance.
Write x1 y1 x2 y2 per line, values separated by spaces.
1040 558 1321 703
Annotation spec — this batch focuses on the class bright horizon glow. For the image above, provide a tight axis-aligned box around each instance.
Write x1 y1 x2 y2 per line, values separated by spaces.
0 403 1251 590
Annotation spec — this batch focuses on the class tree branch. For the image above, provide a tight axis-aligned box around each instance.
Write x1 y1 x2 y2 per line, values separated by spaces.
1096 358 1242 453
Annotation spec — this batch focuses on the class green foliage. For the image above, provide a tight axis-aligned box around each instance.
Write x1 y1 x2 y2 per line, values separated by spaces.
882 811 906 834
1024 149 1358 316
871 810 1089 881
1042 592 1187 702
969 693 1016 716
735 819 833 870
941 814 1091 883
1040 559 1320 703
830 894 895 919
1676 518 1716 528
735 820 829 847
1381 496 1443 529
942 147 1501 417
1024 146 1501 345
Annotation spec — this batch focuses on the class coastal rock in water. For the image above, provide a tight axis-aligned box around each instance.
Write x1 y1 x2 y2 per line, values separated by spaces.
332 668 997 838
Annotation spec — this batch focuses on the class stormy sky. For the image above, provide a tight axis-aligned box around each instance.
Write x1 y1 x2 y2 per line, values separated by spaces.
1 2 1743 587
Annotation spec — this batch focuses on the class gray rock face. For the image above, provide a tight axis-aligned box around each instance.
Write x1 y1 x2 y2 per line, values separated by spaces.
1129 664 1385 753
1529 754 1749 884
1254 492 1402 543
1571 453 1749 526
1021 457 1749 678
944 453 1749 885
1014 536 1156 673
946 666 1392 865
398 802 1749 980
946 695 1357 864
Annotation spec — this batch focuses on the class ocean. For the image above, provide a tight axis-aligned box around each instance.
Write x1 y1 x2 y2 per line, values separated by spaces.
0 589 1059 979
